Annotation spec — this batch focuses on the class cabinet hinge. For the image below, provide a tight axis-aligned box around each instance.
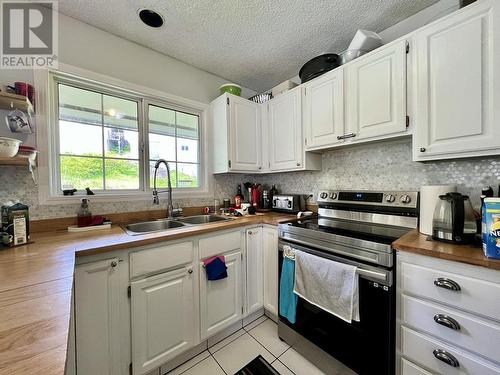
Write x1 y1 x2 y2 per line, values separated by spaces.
129 363 132 375
406 115 410 128
405 41 410 54
305 138 307 146
228 160 232 168
226 97 230 105
304 87 306 96
242 306 244 314
127 285 131 298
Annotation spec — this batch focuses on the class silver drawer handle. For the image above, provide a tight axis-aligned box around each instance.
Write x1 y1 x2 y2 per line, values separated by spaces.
434 277 461 291
337 133 356 140
434 314 460 331
433 349 460 368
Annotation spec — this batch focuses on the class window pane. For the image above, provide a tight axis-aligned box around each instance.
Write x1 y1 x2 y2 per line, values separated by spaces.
105 159 140 189
149 105 175 136
60 156 103 190
176 112 199 140
149 133 175 161
177 163 199 188
59 84 102 126
104 127 139 159
103 95 138 131
149 161 177 189
59 121 103 156
177 138 198 163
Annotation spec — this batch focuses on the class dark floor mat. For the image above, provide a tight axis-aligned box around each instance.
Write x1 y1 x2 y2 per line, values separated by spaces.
234 355 281 375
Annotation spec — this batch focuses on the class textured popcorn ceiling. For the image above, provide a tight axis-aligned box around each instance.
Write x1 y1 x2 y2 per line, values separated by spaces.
57 0 438 92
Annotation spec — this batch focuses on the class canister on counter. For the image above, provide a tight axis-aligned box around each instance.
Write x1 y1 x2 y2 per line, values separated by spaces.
1 202 29 247
482 198 500 259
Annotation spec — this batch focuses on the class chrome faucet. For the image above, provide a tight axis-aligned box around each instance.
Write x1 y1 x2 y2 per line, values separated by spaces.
152 159 176 219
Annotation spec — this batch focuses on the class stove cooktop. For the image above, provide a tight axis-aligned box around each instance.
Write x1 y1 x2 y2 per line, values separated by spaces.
289 216 412 245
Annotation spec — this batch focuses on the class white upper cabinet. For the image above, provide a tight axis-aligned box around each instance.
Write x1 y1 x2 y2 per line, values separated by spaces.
414 0 500 160
268 88 303 170
303 68 345 149
212 93 262 173
346 39 408 141
131 266 196 375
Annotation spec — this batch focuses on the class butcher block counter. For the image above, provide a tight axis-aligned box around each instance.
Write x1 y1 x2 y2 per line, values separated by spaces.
392 229 500 271
0 212 294 375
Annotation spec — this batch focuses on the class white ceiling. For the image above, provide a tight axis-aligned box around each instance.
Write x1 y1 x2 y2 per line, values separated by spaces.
57 0 439 92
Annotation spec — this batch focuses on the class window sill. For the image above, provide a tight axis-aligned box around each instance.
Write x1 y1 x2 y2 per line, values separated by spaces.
39 190 214 205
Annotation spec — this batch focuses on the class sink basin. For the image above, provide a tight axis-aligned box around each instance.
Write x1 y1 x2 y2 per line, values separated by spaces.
177 215 233 225
124 219 187 235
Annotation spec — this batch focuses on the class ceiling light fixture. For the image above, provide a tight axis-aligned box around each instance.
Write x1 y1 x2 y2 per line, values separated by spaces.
138 9 164 28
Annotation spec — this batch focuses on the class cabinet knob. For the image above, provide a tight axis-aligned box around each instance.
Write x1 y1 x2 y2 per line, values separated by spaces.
296 163 301 166
420 147 426 152
248 231 253 235
188 268 193 274
110 261 118 268
258 166 262 170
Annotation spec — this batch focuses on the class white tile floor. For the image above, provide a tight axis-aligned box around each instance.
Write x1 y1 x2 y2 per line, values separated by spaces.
166 316 357 375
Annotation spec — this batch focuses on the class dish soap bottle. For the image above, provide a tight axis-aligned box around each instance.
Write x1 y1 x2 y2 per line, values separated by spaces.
77 198 92 227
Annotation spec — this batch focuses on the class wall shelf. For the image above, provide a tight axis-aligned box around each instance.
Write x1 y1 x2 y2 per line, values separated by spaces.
0 92 34 113
0 155 34 166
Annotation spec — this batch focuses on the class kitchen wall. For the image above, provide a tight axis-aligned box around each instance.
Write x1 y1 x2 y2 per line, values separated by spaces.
0 12 256 220
214 139 500 210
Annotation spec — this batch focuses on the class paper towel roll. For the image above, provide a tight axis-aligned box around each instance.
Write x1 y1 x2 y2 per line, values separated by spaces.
420 185 457 235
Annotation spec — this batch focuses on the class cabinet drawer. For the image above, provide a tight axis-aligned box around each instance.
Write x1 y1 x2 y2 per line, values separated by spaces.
130 241 193 279
400 262 500 321
402 327 500 375
401 358 432 375
199 230 241 259
402 294 500 363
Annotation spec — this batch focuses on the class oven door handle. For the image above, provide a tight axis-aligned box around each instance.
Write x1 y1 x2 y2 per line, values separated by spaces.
356 268 388 283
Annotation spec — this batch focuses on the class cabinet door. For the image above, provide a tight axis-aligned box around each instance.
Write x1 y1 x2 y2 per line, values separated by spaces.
346 39 407 141
131 266 196 375
246 227 263 315
263 227 279 317
303 68 345 149
74 258 123 375
200 251 242 339
229 96 262 171
268 89 303 170
414 0 500 160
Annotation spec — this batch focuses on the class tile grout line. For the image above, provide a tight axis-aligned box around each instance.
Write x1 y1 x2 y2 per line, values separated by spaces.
243 316 268 333
208 329 246 355
277 358 297 375
210 352 228 375
245 329 278 362
174 351 211 375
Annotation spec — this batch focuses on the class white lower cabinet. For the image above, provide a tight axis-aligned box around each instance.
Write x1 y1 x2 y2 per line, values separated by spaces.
397 252 500 375
246 227 263 315
74 258 128 375
199 250 243 340
131 265 196 375
263 226 279 317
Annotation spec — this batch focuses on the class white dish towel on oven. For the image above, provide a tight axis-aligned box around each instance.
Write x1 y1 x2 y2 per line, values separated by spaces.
293 250 360 323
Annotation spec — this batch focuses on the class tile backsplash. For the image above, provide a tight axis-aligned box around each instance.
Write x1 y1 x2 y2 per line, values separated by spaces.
1 139 499 220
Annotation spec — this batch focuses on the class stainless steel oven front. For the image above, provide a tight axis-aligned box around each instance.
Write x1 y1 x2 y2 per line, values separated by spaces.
277 239 395 375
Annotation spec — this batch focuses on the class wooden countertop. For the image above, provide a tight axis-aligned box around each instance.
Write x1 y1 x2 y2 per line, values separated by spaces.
0 212 295 375
392 229 500 271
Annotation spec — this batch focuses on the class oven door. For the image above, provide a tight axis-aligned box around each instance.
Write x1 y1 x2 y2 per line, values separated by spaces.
277 240 395 375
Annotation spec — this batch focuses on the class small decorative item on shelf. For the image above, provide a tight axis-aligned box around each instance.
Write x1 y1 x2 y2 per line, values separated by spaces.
219 83 242 96
0 137 21 157
63 189 77 196
6 108 33 133
85 187 95 195
249 92 273 104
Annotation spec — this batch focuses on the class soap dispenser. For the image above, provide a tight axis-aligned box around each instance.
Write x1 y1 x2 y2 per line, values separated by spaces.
77 198 92 227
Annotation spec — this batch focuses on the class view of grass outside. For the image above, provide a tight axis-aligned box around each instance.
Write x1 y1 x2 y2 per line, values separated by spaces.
58 83 200 192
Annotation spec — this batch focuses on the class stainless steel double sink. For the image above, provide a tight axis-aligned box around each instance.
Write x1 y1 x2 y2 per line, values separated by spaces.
124 215 233 235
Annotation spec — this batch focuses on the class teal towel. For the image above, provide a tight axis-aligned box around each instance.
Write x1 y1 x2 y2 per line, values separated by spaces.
279 257 298 324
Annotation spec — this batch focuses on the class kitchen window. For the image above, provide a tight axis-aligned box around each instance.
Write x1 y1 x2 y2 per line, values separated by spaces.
36 67 210 203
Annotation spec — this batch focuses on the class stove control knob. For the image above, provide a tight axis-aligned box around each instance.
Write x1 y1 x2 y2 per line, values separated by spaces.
319 192 328 199
385 194 396 203
400 194 412 204
329 192 337 200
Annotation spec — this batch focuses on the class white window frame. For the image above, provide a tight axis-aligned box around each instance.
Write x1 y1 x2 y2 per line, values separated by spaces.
34 63 213 205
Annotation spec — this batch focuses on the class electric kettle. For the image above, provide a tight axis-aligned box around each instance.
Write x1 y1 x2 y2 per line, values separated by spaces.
432 192 477 243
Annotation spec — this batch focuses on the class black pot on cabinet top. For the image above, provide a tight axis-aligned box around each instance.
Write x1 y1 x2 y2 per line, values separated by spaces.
299 54 340 83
